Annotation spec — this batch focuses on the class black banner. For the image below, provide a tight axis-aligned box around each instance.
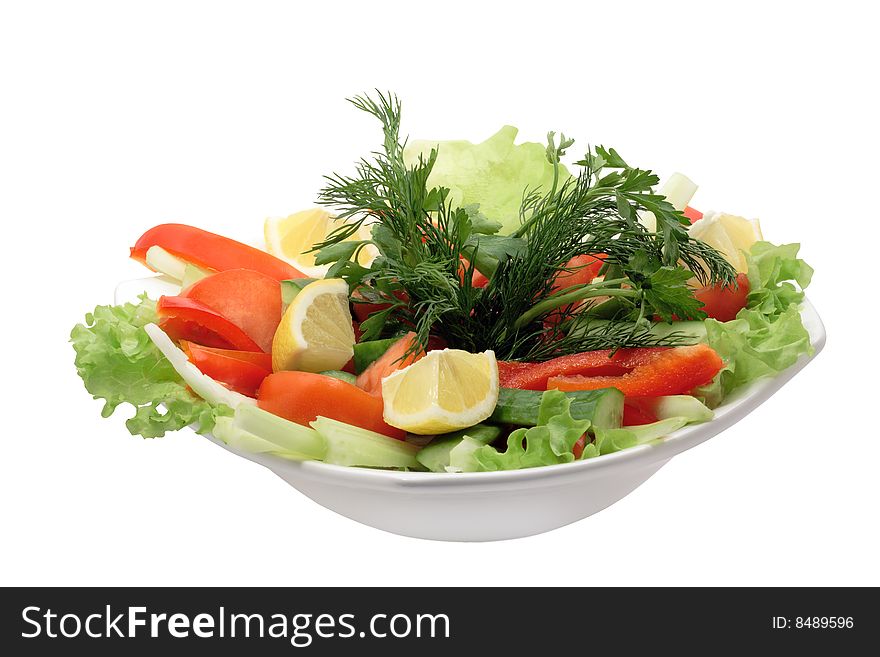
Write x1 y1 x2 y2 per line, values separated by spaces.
1 587 875 654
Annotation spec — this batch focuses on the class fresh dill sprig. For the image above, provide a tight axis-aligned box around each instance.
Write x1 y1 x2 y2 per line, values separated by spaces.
315 92 735 361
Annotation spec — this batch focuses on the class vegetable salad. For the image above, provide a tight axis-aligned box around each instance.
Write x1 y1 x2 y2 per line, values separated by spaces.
72 93 813 472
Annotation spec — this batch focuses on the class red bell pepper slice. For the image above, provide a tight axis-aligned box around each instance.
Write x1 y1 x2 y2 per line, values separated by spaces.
498 347 670 391
131 223 305 281
156 296 263 352
683 206 703 224
181 269 282 353
258 371 405 440
180 341 271 397
548 344 723 397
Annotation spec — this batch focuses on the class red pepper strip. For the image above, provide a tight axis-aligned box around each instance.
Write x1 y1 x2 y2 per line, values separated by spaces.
180 341 271 397
683 206 703 224
131 223 305 281
156 296 263 352
498 348 670 391
548 345 724 397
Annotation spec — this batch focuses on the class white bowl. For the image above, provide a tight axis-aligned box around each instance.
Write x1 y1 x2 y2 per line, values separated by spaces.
116 277 826 542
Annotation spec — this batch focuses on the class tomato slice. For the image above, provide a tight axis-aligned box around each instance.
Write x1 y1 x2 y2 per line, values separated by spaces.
355 331 424 396
181 269 281 353
498 348 670 391
180 341 271 397
156 296 263 352
131 223 305 281
693 272 750 322
548 344 723 397
622 400 658 426
258 371 405 439
551 254 605 293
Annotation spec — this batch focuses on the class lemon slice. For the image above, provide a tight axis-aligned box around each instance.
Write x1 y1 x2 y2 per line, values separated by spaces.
381 349 499 435
688 211 763 272
264 208 374 278
272 278 355 373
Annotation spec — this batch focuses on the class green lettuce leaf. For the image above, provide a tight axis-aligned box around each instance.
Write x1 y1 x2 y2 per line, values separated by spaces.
695 241 814 405
473 390 590 471
71 295 226 438
403 125 569 234
745 241 814 318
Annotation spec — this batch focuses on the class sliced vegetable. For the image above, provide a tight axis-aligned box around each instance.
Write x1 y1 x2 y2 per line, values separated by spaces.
311 416 421 469
624 395 713 424
473 390 591 471
180 341 271 397
280 277 316 310
213 416 311 461
181 269 282 353
551 254 605 293
145 246 189 282
490 387 623 430
352 337 400 374
416 425 502 473
234 403 326 460
498 348 669 391
683 206 703 223
257 371 405 439
355 331 423 396
590 417 690 457
548 344 724 397
156 295 263 352
319 370 358 385
692 272 750 322
143 323 255 410
132 223 305 281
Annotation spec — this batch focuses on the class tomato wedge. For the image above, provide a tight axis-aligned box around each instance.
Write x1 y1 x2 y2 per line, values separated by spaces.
356 331 424 396
156 296 263 352
180 341 271 397
498 348 670 391
548 344 723 397
181 269 281 353
131 223 305 281
258 371 405 439
693 272 750 322
622 400 658 426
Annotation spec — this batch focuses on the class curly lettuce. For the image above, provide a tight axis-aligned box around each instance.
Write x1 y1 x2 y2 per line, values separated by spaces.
403 125 569 234
696 242 814 405
473 389 590 471
71 295 226 438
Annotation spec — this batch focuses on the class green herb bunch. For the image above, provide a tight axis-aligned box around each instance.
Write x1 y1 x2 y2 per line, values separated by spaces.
314 92 736 361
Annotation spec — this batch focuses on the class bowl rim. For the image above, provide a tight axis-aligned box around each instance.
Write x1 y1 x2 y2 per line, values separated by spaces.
203 297 825 492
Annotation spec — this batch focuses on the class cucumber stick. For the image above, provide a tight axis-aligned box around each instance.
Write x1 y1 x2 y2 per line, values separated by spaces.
234 405 326 460
416 424 501 473
319 370 358 385
490 388 623 430
311 416 421 469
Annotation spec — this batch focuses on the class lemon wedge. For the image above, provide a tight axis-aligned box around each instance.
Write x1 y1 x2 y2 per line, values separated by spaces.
381 349 499 435
264 208 374 278
688 211 763 273
272 278 355 373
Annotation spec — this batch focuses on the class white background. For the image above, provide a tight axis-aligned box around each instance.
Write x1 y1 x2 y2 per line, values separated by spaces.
1 0 877 586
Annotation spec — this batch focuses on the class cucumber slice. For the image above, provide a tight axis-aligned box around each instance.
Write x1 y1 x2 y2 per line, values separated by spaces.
352 337 400 374
213 416 311 461
281 278 317 311
491 388 623 430
319 370 357 385
234 404 326 460
416 424 502 473
447 436 486 473
311 416 422 469
593 417 689 456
